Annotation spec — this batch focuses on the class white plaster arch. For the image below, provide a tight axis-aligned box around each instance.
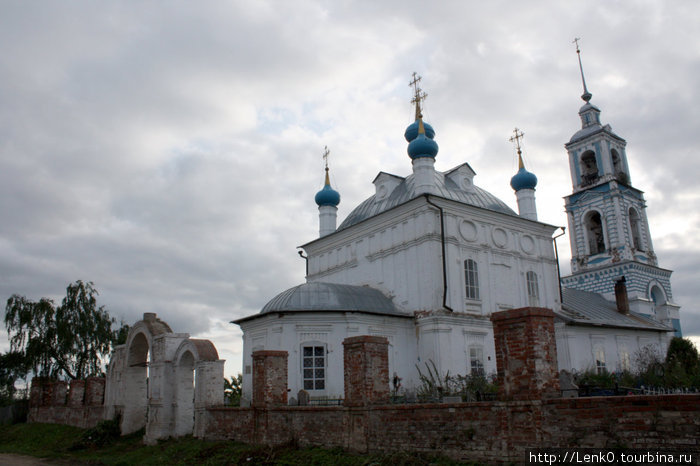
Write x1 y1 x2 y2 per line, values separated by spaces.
173 338 223 438
120 313 173 435
105 313 224 442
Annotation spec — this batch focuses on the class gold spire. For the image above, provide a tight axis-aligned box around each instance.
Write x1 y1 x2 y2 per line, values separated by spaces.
323 145 331 185
509 127 525 168
409 72 428 123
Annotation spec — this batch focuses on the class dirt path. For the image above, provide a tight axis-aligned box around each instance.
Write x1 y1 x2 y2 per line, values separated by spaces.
0 454 79 465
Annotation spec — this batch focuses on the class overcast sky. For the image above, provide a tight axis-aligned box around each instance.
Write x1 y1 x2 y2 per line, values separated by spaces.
1 1 699 377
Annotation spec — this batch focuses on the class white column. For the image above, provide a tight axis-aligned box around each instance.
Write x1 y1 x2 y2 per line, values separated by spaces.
319 205 338 237
516 188 537 221
412 157 436 195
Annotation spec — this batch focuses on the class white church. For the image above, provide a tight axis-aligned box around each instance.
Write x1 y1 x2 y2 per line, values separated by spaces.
234 54 680 401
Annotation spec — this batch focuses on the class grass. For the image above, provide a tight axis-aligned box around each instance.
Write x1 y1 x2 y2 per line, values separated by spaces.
0 422 471 465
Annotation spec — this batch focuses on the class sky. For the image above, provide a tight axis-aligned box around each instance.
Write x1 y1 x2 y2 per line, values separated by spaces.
1 1 699 377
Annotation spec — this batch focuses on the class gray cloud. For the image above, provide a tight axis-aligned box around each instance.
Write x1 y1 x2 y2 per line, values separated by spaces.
1 1 699 375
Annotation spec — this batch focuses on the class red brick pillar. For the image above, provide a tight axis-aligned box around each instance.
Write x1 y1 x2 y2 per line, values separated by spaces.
252 350 288 407
343 336 389 407
67 380 86 407
491 307 560 400
85 377 106 406
52 381 68 406
29 377 47 408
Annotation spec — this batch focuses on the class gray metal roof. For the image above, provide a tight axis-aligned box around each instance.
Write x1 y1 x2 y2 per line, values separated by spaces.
337 171 516 231
558 287 671 332
232 282 410 324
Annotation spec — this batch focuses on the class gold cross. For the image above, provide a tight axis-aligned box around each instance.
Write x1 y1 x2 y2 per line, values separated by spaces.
322 145 330 170
409 72 427 119
509 128 525 154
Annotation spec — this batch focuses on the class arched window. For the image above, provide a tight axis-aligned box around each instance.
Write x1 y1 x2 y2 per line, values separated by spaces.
526 271 539 306
628 208 644 251
580 150 599 186
464 259 480 300
585 211 606 255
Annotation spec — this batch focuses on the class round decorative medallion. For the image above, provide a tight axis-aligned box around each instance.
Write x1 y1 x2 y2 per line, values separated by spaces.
492 227 508 248
520 234 535 254
459 220 478 242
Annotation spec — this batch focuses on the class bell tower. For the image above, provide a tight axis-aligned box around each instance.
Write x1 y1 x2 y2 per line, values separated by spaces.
561 39 681 335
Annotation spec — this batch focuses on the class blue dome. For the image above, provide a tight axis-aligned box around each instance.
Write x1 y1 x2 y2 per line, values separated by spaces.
315 183 340 207
510 167 538 191
407 133 439 160
404 119 435 142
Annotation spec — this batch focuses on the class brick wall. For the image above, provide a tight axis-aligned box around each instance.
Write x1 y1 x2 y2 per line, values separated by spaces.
201 323 699 463
27 377 105 429
201 395 700 463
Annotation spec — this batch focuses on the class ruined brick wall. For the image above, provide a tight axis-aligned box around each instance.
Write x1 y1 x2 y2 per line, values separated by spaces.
27 377 105 429
201 395 700 463
491 307 560 400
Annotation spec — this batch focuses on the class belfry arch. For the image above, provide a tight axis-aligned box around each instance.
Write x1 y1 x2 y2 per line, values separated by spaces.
584 210 606 255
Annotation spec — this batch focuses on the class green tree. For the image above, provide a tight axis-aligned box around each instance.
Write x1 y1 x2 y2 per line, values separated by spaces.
665 337 700 387
4 281 123 380
224 374 242 406
0 351 27 405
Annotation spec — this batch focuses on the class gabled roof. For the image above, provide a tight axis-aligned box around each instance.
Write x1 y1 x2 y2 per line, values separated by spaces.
337 170 516 231
557 287 671 332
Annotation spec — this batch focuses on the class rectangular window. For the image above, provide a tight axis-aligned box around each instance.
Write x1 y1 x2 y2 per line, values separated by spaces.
464 259 480 300
526 271 539 306
302 346 325 390
594 346 606 374
619 348 631 372
469 347 484 376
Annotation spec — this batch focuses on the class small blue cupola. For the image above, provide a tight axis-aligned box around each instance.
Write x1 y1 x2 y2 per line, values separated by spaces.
510 155 538 191
315 169 340 207
405 72 439 160
407 120 439 160
509 128 538 220
315 146 341 237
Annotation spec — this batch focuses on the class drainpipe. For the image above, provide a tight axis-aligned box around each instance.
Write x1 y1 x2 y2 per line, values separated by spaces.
552 227 566 305
297 248 308 277
424 194 454 312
